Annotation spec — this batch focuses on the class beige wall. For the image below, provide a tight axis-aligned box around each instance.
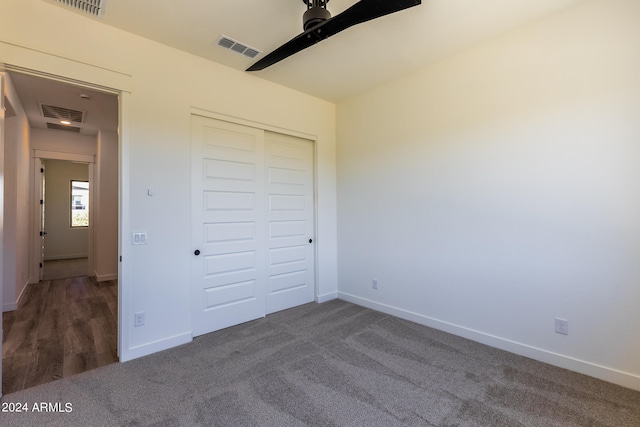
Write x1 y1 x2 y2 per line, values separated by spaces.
337 0 640 390
31 128 97 156
2 72 31 311
1 0 337 360
95 129 118 281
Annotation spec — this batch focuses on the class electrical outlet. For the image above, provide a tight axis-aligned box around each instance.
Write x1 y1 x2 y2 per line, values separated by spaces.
134 312 145 327
555 318 568 335
372 279 378 290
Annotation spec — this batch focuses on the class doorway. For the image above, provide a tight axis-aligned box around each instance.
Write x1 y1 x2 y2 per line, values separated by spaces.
41 160 91 281
1 70 120 394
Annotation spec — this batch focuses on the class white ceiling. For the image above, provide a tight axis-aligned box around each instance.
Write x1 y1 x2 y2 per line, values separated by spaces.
93 0 586 102
8 71 118 136
9 0 587 134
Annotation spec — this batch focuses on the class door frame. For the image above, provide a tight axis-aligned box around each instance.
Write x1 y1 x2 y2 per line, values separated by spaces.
31 152 95 283
0 62 129 397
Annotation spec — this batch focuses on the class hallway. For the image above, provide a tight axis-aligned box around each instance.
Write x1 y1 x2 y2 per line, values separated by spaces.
2 276 117 395
42 258 89 281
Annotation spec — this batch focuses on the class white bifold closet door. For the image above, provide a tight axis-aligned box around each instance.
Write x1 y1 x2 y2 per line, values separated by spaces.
191 115 315 337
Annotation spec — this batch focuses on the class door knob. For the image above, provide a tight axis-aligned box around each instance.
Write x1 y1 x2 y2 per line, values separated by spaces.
309 239 313 244
194 250 201 256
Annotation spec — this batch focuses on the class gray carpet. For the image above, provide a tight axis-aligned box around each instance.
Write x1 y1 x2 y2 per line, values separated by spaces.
1 300 638 426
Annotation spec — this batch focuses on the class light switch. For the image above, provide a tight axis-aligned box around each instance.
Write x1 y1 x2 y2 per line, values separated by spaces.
132 232 148 245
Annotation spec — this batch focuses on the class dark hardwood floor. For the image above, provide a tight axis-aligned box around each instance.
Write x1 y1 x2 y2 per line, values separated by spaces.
2 276 118 395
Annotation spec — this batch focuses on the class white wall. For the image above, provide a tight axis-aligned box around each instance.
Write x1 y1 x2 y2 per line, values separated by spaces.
43 159 89 260
0 0 337 361
94 129 118 281
337 0 640 390
2 72 30 312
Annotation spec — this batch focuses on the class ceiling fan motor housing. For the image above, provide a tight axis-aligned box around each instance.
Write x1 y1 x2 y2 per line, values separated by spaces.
303 0 331 31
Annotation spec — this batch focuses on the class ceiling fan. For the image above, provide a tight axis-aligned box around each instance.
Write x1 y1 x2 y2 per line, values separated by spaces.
246 0 422 72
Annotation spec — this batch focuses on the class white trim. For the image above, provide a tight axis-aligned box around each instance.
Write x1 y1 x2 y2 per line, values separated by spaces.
120 332 192 362
0 43 132 93
87 162 95 277
2 279 29 312
2 279 28 312
0 72 4 110
33 150 94 163
31 158 44 283
338 292 640 392
95 273 117 282
2 303 16 312
0 71 4 397
316 292 338 303
190 107 317 142
117 91 131 362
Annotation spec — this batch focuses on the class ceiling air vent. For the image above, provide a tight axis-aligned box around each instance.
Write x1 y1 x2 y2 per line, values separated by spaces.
47 123 82 133
52 0 107 18
41 104 85 123
216 35 261 59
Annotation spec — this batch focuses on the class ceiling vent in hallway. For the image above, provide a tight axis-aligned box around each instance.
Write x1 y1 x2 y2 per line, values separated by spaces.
41 104 85 123
52 0 108 18
216 35 261 59
47 123 82 133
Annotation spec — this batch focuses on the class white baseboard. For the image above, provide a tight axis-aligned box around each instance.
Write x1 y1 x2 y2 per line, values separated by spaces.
2 279 30 312
95 272 118 282
338 292 640 392
119 332 192 362
2 302 18 312
2 304 16 312
316 291 338 303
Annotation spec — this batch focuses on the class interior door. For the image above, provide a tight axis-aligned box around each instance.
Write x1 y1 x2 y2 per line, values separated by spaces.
265 132 315 314
38 159 46 281
191 115 267 336
190 115 316 336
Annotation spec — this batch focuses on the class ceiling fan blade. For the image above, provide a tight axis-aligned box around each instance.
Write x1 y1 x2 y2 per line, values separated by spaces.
246 0 421 72
246 29 322 72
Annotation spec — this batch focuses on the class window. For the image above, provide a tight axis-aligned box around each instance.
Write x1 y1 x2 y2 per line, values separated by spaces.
71 180 89 227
